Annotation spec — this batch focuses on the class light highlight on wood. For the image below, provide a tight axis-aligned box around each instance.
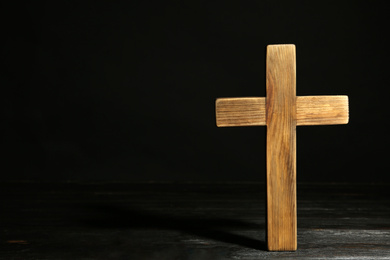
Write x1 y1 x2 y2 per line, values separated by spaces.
296 96 349 125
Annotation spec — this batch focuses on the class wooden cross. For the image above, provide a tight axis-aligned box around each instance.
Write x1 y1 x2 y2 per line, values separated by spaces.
215 44 349 251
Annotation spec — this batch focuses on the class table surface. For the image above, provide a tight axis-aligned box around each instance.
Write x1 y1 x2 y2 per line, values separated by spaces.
1 182 389 259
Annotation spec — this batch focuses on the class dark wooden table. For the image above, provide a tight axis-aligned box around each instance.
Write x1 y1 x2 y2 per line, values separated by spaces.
1 182 389 259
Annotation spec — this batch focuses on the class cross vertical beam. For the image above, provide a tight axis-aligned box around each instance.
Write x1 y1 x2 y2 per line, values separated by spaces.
266 45 297 251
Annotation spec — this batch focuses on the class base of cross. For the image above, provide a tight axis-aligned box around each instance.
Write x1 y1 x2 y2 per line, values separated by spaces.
215 44 349 251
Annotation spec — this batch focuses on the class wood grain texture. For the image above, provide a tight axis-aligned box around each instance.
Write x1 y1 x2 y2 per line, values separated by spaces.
216 96 348 127
215 97 266 127
266 44 297 251
296 95 349 125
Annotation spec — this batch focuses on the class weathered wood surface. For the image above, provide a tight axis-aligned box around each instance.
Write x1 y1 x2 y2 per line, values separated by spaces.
296 96 349 126
216 96 349 127
216 97 267 126
266 44 297 251
0 182 389 259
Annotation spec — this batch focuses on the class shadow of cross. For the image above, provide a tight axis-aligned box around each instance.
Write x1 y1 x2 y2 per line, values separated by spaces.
215 44 349 251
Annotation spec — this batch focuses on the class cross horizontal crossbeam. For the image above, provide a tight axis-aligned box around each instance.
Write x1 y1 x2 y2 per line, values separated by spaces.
216 96 348 127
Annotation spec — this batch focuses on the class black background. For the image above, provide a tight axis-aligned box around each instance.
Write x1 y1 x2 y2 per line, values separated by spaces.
2 1 389 182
